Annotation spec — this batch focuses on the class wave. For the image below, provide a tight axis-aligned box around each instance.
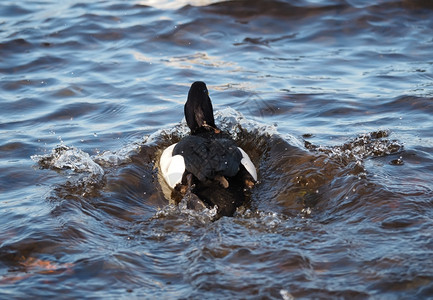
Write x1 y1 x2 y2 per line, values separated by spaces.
31 108 404 223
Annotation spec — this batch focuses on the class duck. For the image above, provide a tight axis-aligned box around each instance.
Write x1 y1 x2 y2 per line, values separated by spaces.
160 81 257 217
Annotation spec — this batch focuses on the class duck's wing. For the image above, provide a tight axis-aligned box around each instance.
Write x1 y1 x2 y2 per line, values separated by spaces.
160 143 185 189
173 136 242 182
237 147 257 181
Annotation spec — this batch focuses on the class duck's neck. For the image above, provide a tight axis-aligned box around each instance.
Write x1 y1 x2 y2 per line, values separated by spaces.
191 122 221 135
192 125 221 137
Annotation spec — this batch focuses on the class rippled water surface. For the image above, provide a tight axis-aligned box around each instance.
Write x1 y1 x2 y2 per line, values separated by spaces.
2 0 433 298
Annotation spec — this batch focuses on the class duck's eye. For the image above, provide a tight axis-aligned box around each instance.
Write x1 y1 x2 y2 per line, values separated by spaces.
204 89 208 95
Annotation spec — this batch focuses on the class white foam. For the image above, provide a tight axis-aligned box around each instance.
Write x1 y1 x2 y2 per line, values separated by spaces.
215 107 304 148
32 145 104 177
178 196 218 222
214 107 278 137
310 130 403 167
280 289 295 300
141 0 222 10
93 142 141 167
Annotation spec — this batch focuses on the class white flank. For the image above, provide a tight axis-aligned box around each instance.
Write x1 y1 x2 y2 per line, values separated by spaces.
238 147 257 181
160 143 185 189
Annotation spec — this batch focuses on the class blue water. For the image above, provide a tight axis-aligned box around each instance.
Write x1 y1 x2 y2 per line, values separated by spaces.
1 0 433 298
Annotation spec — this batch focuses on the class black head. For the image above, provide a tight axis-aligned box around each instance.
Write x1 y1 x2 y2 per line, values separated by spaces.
184 81 217 134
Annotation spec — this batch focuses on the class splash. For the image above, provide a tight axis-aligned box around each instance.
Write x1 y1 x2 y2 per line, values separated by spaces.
305 130 404 164
153 198 218 224
178 194 219 222
32 141 141 178
93 142 141 167
31 145 104 177
215 107 278 139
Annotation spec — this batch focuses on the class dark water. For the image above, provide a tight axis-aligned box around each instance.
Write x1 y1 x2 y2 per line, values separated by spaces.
2 0 433 298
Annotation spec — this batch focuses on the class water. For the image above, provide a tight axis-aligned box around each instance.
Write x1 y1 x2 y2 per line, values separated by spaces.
1 0 433 298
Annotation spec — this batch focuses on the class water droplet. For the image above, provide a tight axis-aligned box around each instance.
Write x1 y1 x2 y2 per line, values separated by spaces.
280 289 294 300
390 158 404 165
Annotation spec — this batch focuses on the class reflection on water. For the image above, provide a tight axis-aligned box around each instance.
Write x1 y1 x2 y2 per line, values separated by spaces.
140 0 224 10
2 0 433 298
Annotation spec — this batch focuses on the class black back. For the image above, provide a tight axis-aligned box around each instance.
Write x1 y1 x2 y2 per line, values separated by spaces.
173 135 242 182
